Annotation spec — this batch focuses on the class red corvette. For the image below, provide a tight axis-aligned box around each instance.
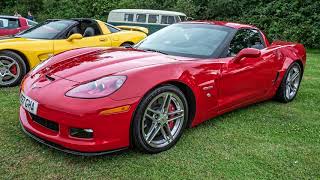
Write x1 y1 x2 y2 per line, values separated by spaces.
0 15 37 36
19 21 306 155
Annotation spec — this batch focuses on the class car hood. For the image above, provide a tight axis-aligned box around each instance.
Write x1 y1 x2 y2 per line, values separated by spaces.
0 37 36 43
37 48 182 83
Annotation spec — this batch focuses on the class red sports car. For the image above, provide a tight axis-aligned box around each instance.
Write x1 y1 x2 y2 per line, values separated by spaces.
0 15 37 36
19 21 306 155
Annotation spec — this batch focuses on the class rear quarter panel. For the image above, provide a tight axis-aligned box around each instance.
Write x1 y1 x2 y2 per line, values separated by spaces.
268 42 307 95
111 31 147 46
97 20 147 46
271 41 306 71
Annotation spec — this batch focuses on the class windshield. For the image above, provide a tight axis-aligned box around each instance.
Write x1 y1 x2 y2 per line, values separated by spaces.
16 20 75 39
136 23 235 58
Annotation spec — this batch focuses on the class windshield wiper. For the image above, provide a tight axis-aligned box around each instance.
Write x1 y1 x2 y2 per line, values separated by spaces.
141 48 168 55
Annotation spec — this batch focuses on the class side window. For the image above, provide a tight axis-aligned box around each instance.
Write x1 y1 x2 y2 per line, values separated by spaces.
0 18 19 29
124 14 134 22
179 16 186 22
0 19 4 28
148 14 159 23
168 16 175 24
66 25 81 38
175 16 181 23
77 21 102 38
229 29 265 56
161 16 174 24
136 14 146 23
248 29 265 50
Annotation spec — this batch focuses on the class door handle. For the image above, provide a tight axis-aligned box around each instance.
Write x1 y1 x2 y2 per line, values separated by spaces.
99 38 107 42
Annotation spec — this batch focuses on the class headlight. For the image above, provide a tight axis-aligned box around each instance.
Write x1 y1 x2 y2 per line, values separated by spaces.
65 76 127 99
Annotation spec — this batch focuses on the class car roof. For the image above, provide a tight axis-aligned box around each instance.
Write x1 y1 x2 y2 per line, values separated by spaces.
110 9 187 16
186 20 258 29
0 15 21 19
46 18 97 22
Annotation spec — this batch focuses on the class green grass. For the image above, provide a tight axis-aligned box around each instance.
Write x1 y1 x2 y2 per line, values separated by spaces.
1 50 320 179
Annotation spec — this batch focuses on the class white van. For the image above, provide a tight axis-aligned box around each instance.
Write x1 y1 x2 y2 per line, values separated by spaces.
107 9 188 34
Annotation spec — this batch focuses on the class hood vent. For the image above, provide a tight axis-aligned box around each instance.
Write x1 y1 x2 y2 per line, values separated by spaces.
45 74 55 81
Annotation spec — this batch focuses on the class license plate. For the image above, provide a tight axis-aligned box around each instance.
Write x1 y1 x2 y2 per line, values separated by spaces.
20 92 38 115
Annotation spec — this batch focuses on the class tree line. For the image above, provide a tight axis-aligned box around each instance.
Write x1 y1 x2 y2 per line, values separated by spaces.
1 0 319 48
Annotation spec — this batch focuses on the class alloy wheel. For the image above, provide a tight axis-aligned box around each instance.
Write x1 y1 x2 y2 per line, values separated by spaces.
285 65 301 100
142 92 185 148
0 56 20 86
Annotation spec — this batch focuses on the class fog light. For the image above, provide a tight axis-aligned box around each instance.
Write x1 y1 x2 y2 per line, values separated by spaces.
70 128 93 138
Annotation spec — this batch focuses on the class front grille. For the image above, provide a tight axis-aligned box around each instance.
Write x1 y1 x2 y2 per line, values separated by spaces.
29 113 59 132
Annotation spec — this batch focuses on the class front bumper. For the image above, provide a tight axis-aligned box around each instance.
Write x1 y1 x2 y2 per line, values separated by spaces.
20 122 127 156
19 72 142 155
19 94 140 155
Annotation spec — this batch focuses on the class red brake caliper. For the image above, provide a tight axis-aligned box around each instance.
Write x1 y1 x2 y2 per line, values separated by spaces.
168 103 176 129
9 64 17 75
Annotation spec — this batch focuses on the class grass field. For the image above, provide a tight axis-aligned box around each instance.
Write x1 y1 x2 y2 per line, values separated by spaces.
0 50 319 179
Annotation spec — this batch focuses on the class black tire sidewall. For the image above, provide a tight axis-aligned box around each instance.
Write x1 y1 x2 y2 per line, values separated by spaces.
132 85 189 153
0 51 27 87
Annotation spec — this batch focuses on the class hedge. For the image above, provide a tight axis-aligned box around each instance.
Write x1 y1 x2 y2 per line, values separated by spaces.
1 0 319 48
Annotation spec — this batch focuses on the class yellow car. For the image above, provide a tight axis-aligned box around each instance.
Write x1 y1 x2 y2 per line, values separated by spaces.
0 18 148 87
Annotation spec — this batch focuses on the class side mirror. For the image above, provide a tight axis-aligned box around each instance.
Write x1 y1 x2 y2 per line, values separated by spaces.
67 33 83 42
233 48 261 63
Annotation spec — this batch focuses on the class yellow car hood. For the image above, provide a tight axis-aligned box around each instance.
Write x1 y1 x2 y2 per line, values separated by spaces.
0 37 34 44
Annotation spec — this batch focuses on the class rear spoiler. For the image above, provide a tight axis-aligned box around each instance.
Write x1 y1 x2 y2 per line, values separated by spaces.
116 26 149 35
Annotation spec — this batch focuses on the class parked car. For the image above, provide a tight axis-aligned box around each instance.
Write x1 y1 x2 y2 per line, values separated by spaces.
0 18 147 87
108 9 188 34
0 15 37 36
19 21 306 155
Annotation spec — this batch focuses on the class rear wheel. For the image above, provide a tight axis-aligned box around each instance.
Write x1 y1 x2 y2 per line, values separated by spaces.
275 62 302 103
132 85 188 153
0 51 27 87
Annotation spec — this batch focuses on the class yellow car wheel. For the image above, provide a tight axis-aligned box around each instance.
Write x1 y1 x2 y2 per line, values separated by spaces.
0 51 27 87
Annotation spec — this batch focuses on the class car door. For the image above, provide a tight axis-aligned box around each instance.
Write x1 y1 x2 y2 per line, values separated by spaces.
218 29 276 112
53 22 112 55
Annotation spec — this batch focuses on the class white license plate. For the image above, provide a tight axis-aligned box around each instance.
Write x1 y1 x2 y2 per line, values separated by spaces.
20 92 38 115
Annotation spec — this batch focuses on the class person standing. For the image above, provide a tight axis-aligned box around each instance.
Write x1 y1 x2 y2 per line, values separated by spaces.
26 11 34 21
14 11 21 17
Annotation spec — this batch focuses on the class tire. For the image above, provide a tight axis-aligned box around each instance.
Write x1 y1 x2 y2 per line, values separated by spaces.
0 50 27 87
275 62 302 103
120 42 133 48
132 84 189 153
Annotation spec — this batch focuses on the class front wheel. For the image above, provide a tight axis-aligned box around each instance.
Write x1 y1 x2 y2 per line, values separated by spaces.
0 51 27 87
132 85 188 153
275 62 302 103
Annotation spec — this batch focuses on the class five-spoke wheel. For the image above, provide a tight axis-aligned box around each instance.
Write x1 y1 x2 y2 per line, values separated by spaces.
0 51 26 87
276 62 302 102
285 65 301 100
132 85 188 153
